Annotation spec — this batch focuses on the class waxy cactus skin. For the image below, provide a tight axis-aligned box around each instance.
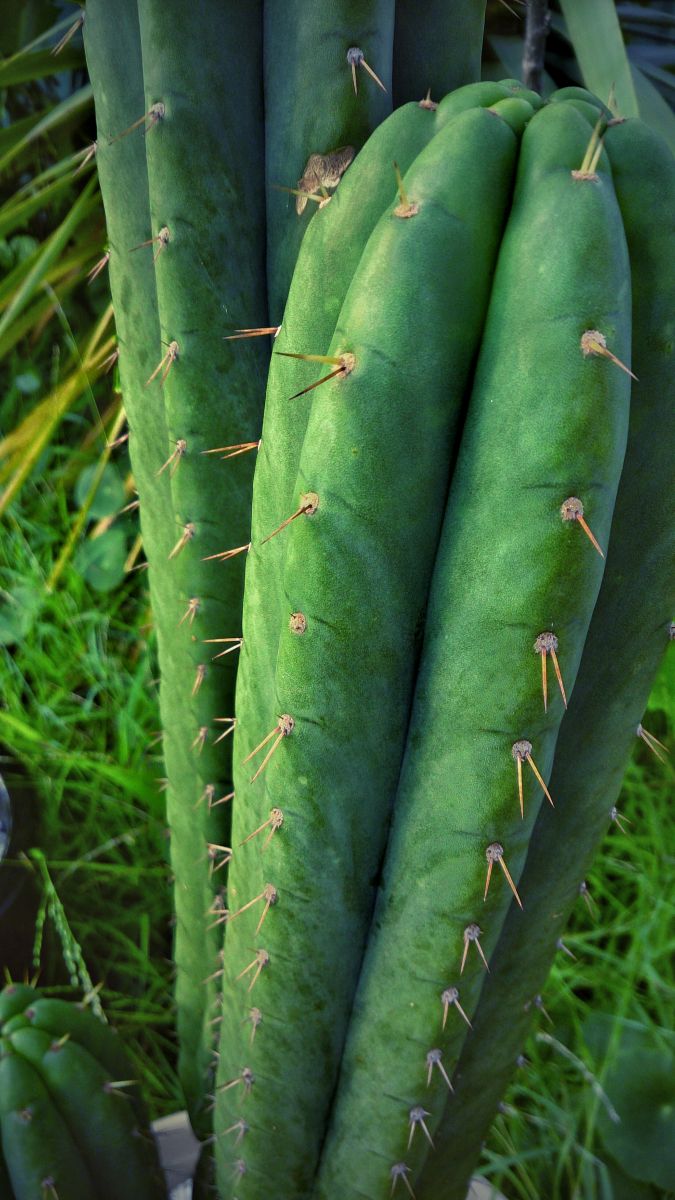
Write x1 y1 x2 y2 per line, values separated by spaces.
0 985 166 1200
79 1 672 1192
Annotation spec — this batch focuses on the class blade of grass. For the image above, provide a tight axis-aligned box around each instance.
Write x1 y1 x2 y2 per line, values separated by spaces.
0 82 93 174
47 400 126 590
0 45 84 87
0 331 114 514
0 109 45 157
0 176 97 339
0 173 83 240
0 240 97 313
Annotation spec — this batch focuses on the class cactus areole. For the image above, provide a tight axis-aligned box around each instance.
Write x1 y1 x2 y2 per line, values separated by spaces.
82 3 673 1195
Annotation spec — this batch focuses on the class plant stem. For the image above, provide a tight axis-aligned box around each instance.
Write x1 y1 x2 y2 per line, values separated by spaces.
522 0 550 92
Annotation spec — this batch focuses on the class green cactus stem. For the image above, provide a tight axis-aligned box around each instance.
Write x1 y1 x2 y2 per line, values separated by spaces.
313 96 632 1200
416 112 675 1200
0 985 165 1200
215 97 535 1200
232 79 520 950
392 0 487 105
131 0 269 1135
263 0 396 317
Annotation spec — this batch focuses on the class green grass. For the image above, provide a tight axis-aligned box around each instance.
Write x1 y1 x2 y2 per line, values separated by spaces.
0 434 181 1117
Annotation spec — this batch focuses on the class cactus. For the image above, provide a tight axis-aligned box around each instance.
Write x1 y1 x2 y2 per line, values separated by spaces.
83 0 490 1142
81 5 673 1196
0 983 166 1199
211 92 671 1198
414 108 675 1200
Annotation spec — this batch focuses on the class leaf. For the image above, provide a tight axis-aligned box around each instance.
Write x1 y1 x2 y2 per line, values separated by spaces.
74 463 125 519
583 1015 675 1191
0 583 41 646
487 35 557 95
0 173 79 240
0 46 84 88
0 176 98 343
74 528 128 592
0 82 93 175
630 63 675 155
558 0 639 116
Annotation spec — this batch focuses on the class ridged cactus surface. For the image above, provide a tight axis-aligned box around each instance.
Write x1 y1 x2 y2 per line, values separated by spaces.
417 109 675 1200
0 984 166 1200
83 0 492 1144
81 6 673 1197
212 94 672 1199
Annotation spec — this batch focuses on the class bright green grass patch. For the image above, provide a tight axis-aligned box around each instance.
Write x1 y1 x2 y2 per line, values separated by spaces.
0 455 179 1117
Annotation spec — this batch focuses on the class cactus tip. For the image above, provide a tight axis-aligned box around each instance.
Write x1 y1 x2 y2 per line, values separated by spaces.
426 1047 454 1091
637 722 669 762
441 985 472 1030
390 1162 416 1198
461 922 489 974
261 492 319 544
234 951 270 993
534 631 567 711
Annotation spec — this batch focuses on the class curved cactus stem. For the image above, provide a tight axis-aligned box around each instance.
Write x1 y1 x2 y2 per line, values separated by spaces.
392 0 487 106
216 100 533 1200
0 988 166 1198
233 85 521 1012
8 1026 165 1200
415 114 675 1200
313 101 632 1198
128 0 268 1135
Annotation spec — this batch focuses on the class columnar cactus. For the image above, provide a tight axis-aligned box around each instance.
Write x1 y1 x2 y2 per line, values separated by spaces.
0 983 166 1199
83 0 490 1141
81 5 673 1198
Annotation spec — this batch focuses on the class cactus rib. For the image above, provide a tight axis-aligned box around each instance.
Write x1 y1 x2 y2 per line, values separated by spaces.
314 99 632 1198
416 112 675 1200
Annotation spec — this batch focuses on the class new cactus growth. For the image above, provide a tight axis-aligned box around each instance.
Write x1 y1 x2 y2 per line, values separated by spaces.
81 4 673 1195
0 984 166 1199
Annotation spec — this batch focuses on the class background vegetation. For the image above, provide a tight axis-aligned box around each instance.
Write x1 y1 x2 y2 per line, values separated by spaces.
0 2 672 1196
